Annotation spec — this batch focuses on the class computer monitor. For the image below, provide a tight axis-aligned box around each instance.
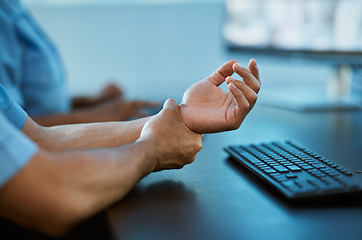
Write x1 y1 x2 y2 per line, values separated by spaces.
223 0 362 111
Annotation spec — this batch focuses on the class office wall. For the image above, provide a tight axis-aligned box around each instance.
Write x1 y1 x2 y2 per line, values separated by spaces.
26 1 334 104
26 1 231 101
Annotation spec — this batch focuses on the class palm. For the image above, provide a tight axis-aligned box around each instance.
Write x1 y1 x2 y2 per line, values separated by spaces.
179 60 260 134
180 78 241 134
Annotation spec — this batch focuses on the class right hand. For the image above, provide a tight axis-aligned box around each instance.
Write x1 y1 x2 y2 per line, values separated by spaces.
138 99 203 172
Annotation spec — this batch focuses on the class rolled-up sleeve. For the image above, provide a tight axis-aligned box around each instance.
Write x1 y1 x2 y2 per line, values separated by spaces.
0 113 38 188
0 84 38 188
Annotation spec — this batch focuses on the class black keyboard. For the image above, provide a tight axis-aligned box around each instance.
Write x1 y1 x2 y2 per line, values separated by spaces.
225 140 362 200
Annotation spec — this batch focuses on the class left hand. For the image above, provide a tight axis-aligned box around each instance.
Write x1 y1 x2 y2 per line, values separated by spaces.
79 98 161 122
179 59 260 134
72 83 124 108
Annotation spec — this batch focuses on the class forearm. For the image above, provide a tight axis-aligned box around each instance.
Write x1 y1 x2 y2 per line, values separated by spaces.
0 141 155 236
31 110 90 127
23 116 150 151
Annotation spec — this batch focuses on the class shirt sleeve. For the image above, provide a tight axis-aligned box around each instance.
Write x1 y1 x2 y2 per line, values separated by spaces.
0 84 38 188
0 83 27 129
0 113 38 188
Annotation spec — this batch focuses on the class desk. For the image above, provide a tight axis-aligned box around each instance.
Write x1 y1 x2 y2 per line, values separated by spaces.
1 2 362 240
1 105 361 240
106 105 362 240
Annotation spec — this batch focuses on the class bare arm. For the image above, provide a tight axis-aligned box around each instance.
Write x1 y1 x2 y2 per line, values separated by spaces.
32 98 160 127
0 99 202 236
23 116 151 151
0 143 153 236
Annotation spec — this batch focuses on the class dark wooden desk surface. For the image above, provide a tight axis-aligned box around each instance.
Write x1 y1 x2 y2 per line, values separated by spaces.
106 105 362 240
1 106 361 240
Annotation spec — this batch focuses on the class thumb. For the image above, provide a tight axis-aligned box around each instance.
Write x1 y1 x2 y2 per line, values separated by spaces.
162 98 179 112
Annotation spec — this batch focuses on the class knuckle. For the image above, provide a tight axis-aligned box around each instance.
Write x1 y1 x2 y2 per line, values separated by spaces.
250 91 258 100
195 140 203 152
161 107 173 116
179 163 186 169
186 155 196 164
239 67 249 76
175 164 184 170
231 121 242 130
240 102 250 111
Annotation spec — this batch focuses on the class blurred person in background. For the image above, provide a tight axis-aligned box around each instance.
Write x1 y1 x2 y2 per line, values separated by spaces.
0 0 160 126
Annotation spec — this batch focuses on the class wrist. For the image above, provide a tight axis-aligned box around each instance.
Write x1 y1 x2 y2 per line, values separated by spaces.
178 103 197 134
132 139 158 174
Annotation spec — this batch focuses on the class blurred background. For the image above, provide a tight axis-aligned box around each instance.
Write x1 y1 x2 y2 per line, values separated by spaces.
23 0 362 110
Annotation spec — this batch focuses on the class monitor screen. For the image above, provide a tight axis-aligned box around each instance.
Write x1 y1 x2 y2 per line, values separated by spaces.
223 0 362 53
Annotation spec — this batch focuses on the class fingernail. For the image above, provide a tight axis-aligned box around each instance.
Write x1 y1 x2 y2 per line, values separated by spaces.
249 59 256 66
236 63 242 69
229 82 237 89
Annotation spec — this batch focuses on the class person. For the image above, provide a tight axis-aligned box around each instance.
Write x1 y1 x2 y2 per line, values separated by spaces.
0 0 160 127
0 59 261 236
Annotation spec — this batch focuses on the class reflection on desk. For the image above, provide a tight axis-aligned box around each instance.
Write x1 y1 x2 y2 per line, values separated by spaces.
107 104 362 240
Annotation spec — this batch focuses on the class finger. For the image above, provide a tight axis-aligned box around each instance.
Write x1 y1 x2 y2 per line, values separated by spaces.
232 63 260 93
100 83 123 98
162 98 195 133
228 82 250 117
248 59 260 84
227 77 258 109
162 98 178 111
209 60 237 86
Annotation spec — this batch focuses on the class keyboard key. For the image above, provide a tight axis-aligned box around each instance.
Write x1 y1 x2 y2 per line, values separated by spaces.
341 170 353 176
326 171 340 177
294 180 312 188
236 151 262 164
286 165 302 172
279 161 290 165
271 175 288 182
255 163 267 167
273 165 289 173
300 165 313 170
263 168 277 174
293 187 318 195
312 164 326 169
313 172 326 178
282 181 299 190
286 174 297 179
307 169 319 173
321 183 345 193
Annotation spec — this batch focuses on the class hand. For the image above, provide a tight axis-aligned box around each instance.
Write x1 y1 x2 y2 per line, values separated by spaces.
138 99 203 171
179 59 260 134
72 83 124 108
95 83 124 103
78 98 161 122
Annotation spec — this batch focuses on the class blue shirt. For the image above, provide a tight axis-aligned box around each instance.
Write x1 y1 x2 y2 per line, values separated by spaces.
0 0 70 116
0 83 38 188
